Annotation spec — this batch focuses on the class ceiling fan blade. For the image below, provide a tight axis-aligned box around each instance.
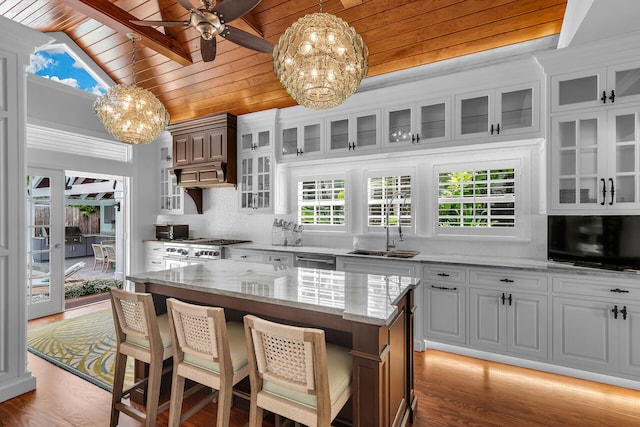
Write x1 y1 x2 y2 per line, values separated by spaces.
130 20 190 27
201 37 217 62
220 25 273 53
176 0 199 12
213 0 260 23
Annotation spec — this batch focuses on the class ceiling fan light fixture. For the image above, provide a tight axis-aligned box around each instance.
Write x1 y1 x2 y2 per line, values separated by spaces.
273 6 368 110
93 33 169 144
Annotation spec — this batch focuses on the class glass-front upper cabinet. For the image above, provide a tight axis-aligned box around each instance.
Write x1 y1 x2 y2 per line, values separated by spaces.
327 109 380 154
239 154 272 212
384 97 451 147
280 121 322 160
551 61 640 112
159 144 183 214
455 83 538 141
551 109 640 212
239 128 271 154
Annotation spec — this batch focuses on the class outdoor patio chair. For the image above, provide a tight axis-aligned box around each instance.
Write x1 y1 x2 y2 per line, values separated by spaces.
103 245 116 272
91 243 106 271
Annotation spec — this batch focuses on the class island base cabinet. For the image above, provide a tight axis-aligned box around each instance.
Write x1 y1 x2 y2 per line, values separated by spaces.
619 303 640 377
469 289 547 360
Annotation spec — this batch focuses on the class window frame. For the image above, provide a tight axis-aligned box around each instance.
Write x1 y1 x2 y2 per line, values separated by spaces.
428 156 530 240
295 173 347 231
363 168 415 235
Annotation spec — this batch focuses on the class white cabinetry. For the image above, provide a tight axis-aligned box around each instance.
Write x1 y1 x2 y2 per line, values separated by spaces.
551 61 640 113
238 115 274 213
144 241 166 272
227 247 293 268
423 265 466 344
552 275 640 378
454 82 539 141
550 107 640 211
384 97 451 147
279 120 323 160
467 269 548 360
159 139 183 214
336 256 416 276
326 109 381 154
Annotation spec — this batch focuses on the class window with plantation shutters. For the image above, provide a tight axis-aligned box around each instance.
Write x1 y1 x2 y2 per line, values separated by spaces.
297 178 346 229
367 175 412 230
433 160 523 238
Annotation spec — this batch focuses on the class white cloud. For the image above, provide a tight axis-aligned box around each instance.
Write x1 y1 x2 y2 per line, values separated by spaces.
47 75 80 89
90 84 106 95
28 52 56 74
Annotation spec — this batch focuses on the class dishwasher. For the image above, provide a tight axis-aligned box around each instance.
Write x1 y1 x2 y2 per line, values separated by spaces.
293 253 336 270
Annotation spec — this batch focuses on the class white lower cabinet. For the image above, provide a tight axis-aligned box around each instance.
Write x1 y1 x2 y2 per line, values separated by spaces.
227 247 293 268
144 241 166 272
424 265 466 344
552 280 640 378
469 288 548 359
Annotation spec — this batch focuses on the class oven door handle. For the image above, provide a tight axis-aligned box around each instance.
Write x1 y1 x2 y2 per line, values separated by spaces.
295 256 336 264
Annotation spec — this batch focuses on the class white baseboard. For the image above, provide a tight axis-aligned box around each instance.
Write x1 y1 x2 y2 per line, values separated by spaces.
424 340 640 391
0 375 36 403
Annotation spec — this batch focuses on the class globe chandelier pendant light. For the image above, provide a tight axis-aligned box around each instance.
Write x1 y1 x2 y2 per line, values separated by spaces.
273 0 369 110
93 33 169 145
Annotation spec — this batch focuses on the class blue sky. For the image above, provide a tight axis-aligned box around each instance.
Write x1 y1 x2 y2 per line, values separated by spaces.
28 47 107 95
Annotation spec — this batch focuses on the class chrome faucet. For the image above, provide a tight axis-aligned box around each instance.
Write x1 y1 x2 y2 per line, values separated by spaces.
385 191 407 251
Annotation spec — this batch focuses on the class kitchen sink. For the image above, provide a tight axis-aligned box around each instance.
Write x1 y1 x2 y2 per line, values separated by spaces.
349 249 420 259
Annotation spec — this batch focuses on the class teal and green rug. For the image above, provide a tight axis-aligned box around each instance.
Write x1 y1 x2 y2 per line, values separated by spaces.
27 309 134 392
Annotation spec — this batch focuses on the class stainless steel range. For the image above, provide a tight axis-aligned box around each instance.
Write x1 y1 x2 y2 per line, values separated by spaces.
162 239 251 269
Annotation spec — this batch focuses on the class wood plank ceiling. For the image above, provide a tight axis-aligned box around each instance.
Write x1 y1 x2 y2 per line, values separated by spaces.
1 0 568 124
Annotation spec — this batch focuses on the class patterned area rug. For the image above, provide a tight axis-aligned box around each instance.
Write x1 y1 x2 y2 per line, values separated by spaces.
27 309 134 392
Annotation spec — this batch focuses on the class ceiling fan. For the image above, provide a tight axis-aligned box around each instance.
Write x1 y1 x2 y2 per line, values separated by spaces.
131 0 273 62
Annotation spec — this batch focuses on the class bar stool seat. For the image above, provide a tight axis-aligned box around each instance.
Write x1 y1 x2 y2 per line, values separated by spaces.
166 298 249 427
243 314 353 427
109 288 173 427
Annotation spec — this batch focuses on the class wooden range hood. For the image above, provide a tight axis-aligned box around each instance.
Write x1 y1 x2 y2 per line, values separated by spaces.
167 112 237 214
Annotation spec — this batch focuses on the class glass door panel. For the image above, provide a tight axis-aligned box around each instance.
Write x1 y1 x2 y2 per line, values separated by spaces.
460 96 488 135
303 123 321 154
330 118 349 150
27 169 64 319
420 103 446 140
501 88 532 130
356 114 377 147
257 130 270 149
614 67 640 98
387 108 412 143
558 75 598 106
241 132 254 151
281 127 298 156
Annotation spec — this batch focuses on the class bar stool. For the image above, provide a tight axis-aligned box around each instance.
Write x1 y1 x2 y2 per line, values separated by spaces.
166 298 249 427
243 315 353 427
109 289 173 427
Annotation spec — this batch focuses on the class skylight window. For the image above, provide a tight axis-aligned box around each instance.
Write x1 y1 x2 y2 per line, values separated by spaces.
28 35 110 96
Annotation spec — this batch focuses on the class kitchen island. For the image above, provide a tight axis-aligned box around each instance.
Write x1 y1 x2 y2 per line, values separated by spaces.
127 259 420 427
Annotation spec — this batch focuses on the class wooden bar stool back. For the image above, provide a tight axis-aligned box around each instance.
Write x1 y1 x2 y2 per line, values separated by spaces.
109 289 173 427
243 315 353 427
166 298 249 427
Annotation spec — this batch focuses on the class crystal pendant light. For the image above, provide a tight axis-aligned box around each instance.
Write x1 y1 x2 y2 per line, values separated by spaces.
93 33 169 145
273 0 368 110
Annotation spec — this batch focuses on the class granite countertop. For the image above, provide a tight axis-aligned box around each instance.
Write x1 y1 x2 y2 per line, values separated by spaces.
127 259 419 325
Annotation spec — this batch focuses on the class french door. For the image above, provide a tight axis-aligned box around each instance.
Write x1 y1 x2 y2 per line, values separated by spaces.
26 168 65 320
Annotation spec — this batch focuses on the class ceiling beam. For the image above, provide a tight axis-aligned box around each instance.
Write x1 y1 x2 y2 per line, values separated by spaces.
60 0 193 66
340 0 363 8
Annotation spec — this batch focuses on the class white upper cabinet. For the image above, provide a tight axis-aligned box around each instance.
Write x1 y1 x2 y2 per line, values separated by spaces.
384 97 451 148
159 140 184 214
279 120 323 160
550 107 640 212
326 109 381 154
239 128 271 154
551 61 640 113
455 82 539 141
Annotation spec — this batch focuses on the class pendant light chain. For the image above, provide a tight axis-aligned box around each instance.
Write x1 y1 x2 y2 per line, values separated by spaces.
319 0 323 13
130 34 137 86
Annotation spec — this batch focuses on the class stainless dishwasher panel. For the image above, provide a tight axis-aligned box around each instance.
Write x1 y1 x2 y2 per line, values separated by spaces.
293 253 336 270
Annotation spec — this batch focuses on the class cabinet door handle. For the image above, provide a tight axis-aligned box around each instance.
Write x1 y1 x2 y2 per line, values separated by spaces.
508 293 512 306
430 285 457 291
273 258 281 262
609 178 615 205
490 124 494 135
609 90 616 103
621 305 628 320
500 278 514 283
612 305 619 319
240 255 247 259
601 178 606 205
496 123 500 134
437 273 450 277
412 133 420 143
348 142 353 150
610 288 630 293
501 292 506 305
601 90 608 103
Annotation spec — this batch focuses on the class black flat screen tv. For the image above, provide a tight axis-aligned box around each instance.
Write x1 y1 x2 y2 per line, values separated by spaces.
548 215 640 271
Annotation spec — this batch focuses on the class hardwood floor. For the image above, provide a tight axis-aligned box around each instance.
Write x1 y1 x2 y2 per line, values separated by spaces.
2 302 639 426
